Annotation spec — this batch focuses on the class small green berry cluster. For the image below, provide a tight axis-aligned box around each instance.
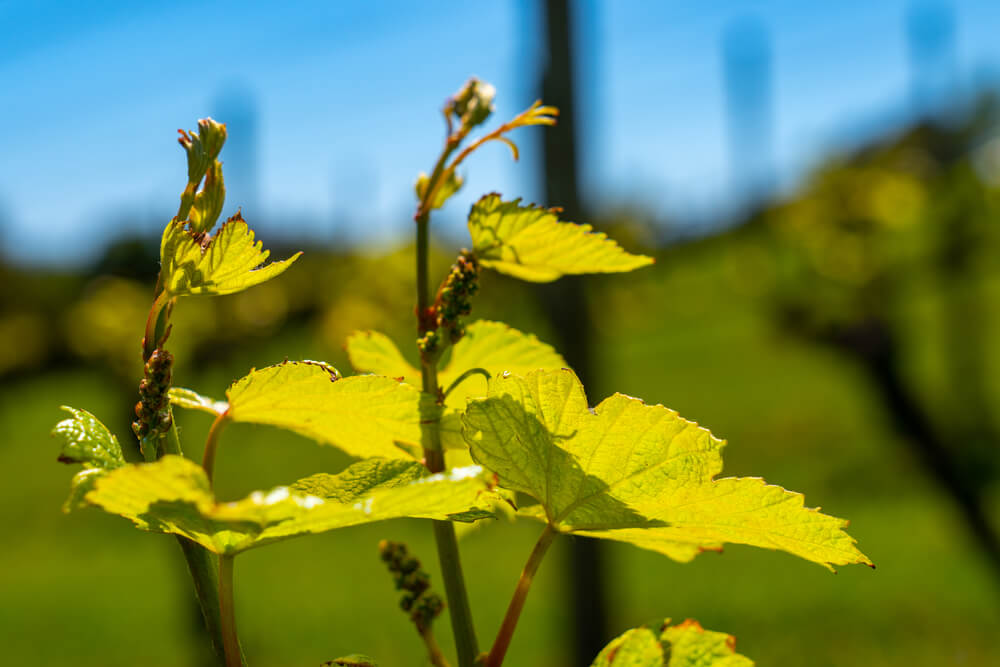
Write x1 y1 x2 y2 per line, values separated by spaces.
417 252 479 359
132 348 174 459
436 251 479 343
416 328 441 358
378 540 445 633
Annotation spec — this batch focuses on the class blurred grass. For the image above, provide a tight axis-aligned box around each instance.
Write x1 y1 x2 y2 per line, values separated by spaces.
3 240 1000 666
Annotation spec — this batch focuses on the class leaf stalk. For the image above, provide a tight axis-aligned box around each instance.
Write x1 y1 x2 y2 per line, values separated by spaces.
202 411 231 487
485 524 557 667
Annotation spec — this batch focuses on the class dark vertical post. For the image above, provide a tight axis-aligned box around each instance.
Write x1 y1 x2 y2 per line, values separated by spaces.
722 16 774 210
537 0 611 663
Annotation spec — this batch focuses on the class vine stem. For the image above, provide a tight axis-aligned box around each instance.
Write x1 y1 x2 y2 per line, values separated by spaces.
421 627 451 667
218 555 242 667
415 203 479 666
165 419 246 666
484 525 557 667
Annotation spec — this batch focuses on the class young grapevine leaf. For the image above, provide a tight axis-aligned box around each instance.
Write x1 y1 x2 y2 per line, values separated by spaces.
347 320 566 449
53 406 125 470
168 387 229 416
344 330 416 382
347 320 566 405
52 407 126 511
467 194 653 282
160 214 301 298
462 369 872 570
661 620 753 667
322 656 379 667
74 455 495 554
591 619 753 667
415 169 463 210
170 362 429 459
590 627 663 666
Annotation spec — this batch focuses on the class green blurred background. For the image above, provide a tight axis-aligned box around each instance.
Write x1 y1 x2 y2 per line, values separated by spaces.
4 1 1000 665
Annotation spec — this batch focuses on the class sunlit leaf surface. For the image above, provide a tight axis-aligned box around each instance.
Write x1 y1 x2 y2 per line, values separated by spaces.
53 406 125 470
463 369 872 569
160 215 301 297
171 362 430 460
168 387 228 416
347 321 567 450
76 455 494 554
53 406 125 510
467 194 653 282
591 619 754 667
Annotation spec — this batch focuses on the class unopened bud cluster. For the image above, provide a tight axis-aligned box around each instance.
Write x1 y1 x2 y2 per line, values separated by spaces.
178 118 227 184
132 349 174 458
378 540 444 633
449 78 496 131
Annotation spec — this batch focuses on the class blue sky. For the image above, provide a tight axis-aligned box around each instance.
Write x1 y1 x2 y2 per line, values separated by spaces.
2 1 1000 265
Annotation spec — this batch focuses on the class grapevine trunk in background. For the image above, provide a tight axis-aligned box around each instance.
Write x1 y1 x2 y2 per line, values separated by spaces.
52 80 872 667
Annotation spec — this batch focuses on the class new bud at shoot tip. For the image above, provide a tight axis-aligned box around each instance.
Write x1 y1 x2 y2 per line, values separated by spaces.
449 78 496 131
179 118 228 184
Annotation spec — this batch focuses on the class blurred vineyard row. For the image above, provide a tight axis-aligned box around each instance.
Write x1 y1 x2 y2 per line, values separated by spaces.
4 95 1000 667
6 99 1000 513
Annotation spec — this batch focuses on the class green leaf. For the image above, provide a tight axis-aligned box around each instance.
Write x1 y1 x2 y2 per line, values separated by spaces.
344 330 417 383
76 455 494 555
168 387 229 416
52 407 126 512
346 321 567 450
348 320 565 406
322 656 379 667
53 406 125 469
160 214 301 298
661 620 753 667
416 169 463 210
208 361 427 460
590 627 662 666
442 321 567 405
467 194 653 282
591 620 754 667
188 160 225 233
462 369 872 570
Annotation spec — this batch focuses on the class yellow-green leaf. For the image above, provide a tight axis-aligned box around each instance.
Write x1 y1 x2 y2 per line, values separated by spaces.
168 387 229 416
53 407 126 511
189 160 225 232
344 330 417 383
462 369 872 570
467 194 653 282
223 362 428 460
442 320 567 405
77 455 494 554
661 620 753 667
591 619 754 667
53 406 125 470
416 169 463 210
347 320 566 407
591 627 663 666
160 214 301 297
323 656 379 667
346 321 567 450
